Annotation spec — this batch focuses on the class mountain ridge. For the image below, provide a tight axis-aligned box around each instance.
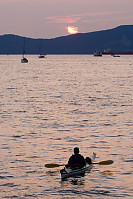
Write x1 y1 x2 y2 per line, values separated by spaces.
0 25 133 54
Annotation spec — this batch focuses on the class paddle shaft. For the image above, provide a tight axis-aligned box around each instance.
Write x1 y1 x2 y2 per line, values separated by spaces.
92 160 113 165
45 160 113 168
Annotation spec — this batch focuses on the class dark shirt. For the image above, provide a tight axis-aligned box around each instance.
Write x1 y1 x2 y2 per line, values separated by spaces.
68 154 86 168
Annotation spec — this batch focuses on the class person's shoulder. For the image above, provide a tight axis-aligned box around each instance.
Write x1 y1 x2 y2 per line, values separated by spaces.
69 154 74 159
79 154 85 159
79 154 83 157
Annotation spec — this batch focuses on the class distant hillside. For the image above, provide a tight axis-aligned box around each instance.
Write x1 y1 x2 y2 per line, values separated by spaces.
0 25 133 54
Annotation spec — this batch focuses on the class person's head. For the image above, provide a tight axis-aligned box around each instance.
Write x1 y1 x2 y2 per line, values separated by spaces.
74 147 79 154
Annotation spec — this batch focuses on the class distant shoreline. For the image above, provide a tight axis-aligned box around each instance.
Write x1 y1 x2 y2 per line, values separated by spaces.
0 25 133 54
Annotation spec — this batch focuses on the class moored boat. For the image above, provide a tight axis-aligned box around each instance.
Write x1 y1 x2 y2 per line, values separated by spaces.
38 39 46 58
21 57 28 63
94 51 102 56
102 51 133 55
60 153 96 180
38 54 46 58
21 39 28 63
112 55 120 57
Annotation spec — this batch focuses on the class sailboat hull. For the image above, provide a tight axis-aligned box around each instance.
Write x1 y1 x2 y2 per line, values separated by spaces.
21 58 28 63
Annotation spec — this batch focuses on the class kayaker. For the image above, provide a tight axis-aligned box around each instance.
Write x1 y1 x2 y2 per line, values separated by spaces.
66 147 86 168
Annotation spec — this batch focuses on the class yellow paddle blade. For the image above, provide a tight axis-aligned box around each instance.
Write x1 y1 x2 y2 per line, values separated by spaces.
99 160 113 165
45 163 61 168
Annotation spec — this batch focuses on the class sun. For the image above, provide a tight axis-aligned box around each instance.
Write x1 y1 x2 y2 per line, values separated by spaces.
67 26 78 34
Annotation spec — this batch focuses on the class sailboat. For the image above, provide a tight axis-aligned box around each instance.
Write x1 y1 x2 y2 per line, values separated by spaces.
21 39 28 63
38 54 46 58
38 40 46 58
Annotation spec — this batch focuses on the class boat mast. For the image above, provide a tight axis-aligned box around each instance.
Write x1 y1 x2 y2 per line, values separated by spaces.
22 39 26 58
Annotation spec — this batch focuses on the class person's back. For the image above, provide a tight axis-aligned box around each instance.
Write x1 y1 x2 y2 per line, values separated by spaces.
67 147 86 168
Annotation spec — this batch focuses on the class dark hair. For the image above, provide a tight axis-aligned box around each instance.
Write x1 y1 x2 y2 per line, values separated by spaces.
74 147 79 154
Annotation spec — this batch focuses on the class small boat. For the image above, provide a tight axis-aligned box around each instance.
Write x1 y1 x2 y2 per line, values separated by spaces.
94 51 102 56
38 54 46 58
21 39 28 63
112 54 120 57
38 40 46 58
60 153 96 180
21 57 28 63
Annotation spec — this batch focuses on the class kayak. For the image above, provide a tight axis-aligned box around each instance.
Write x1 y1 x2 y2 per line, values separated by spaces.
60 153 96 180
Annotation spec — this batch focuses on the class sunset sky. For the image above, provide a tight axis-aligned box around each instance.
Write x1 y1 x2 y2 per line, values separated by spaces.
0 0 133 39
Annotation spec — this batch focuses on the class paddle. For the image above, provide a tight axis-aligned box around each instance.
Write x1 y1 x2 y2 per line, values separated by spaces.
45 160 113 168
45 163 64 168
92 160 113 165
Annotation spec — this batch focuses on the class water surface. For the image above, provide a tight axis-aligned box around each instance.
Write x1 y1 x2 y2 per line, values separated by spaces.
0 55 133 198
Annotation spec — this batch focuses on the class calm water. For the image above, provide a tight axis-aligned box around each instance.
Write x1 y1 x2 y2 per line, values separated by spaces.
0 55 133 198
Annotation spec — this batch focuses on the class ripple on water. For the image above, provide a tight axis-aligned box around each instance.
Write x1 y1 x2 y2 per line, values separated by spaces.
0 55 133 198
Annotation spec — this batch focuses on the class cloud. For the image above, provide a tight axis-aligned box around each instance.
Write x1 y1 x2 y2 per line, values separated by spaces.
46 10 129 25
46 15 82 24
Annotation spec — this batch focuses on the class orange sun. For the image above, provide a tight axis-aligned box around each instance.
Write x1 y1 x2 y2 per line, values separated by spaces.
67 26 78 34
